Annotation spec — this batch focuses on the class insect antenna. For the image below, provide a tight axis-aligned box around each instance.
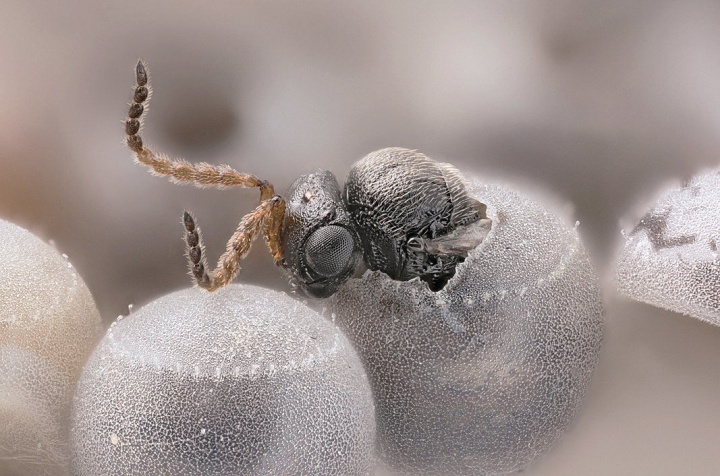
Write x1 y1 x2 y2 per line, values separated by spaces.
125 60 286 291
182 200 282 292
125 60 275 200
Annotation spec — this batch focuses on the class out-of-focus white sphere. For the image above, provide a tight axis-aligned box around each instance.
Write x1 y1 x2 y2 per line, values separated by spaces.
617 169 720 325
70 284 375 476
329 180 604 475
0 219 102 476
0 219 102 382
0 347 70 476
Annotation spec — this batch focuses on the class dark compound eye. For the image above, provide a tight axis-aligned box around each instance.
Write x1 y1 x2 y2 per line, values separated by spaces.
304 225 355 278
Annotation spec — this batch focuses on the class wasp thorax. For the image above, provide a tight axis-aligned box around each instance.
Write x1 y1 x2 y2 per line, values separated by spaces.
344 147 490 291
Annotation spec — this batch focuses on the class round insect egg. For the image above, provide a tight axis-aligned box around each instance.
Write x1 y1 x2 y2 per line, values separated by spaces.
70 284 376 476
0 219 102 383
0 347 71 475
0 219 102 475
328 178 604 475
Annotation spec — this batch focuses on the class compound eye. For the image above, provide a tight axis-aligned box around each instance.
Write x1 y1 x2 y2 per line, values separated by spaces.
304 225 355 278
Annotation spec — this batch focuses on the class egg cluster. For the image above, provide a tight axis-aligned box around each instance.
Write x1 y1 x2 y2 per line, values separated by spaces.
0 176 612 476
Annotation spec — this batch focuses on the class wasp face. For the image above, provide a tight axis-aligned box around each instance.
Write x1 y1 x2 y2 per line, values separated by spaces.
281 171 362 298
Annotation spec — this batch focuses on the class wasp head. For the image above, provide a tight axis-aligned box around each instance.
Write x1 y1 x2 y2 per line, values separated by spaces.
281 171 362 298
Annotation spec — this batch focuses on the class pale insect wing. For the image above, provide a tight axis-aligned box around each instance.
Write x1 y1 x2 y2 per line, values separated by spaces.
420 218 492 257
436 161 488 227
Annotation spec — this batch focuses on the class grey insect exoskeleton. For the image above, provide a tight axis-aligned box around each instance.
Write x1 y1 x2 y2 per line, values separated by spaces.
125 61 492 298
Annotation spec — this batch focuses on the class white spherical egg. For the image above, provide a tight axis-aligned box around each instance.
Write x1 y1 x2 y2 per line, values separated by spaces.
0 219 102 476
0 219 102 381
329 180 604 475
70 284 375 476
0 347 71 475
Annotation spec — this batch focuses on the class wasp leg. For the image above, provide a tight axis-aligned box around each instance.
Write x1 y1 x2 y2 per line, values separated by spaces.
183 197 284 291
126 60 274 201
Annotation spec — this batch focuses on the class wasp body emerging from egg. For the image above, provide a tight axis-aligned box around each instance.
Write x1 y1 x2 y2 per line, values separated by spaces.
125 61 491 297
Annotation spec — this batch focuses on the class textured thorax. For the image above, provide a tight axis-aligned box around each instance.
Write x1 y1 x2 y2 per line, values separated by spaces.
344 148 487 289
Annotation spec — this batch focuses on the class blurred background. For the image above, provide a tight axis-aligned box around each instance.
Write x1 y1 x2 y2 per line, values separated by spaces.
1 1 719 474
